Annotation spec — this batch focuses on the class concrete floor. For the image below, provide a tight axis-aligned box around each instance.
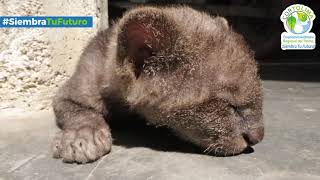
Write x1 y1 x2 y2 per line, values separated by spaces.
0 80 319 180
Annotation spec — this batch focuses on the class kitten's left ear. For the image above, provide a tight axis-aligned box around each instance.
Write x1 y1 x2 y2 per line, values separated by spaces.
215 17 229 31
117 8 177 77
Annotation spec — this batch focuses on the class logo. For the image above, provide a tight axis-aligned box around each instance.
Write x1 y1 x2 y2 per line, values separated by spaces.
280 4 316 50
0 16 93 28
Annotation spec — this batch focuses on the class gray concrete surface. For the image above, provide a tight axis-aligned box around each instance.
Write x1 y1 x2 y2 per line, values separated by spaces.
0 80 319 180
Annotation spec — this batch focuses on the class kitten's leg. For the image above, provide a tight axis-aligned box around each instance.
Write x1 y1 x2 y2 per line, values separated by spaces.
52 31 113 163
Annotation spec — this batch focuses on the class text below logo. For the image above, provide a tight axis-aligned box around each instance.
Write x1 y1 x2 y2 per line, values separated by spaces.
0 16 93 28
280 4 316 50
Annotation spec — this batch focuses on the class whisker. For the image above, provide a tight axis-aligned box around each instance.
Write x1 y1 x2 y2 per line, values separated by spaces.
203 143 215 153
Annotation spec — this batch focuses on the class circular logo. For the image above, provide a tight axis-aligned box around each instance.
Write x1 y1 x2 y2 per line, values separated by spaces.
285 11 312 34
280 4 316 50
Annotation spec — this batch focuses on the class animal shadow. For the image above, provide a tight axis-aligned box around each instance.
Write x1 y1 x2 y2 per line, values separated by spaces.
107 104 254 156
108 111 201 155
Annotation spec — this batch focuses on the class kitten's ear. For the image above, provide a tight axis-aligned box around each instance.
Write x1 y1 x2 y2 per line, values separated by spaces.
117 8 176 77
215 17 229 31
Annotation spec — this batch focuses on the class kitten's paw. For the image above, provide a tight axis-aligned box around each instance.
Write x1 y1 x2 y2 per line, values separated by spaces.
52 126 112 163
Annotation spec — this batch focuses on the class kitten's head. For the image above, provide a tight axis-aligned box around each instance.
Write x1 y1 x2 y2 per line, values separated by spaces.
116 6 264 156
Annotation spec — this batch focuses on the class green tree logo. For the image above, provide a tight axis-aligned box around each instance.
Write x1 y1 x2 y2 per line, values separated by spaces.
287 16 296 31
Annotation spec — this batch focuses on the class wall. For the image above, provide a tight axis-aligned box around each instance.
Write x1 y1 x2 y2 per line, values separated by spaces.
0 0 108 111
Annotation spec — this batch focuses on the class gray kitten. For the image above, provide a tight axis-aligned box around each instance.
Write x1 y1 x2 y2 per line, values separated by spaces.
52 6 264 163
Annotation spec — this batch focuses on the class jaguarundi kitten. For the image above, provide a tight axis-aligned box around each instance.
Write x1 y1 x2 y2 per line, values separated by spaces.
52 6 264 163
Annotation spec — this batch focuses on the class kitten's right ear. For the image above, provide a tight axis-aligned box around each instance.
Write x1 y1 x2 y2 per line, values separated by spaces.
117 8 177 77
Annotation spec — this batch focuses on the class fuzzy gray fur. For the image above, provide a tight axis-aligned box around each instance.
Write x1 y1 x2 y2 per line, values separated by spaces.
52 6 264 163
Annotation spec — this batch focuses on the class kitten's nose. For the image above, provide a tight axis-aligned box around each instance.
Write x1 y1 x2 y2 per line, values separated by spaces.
243 127 264 146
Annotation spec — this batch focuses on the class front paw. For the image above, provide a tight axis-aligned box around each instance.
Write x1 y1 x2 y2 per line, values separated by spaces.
52 126 112 163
